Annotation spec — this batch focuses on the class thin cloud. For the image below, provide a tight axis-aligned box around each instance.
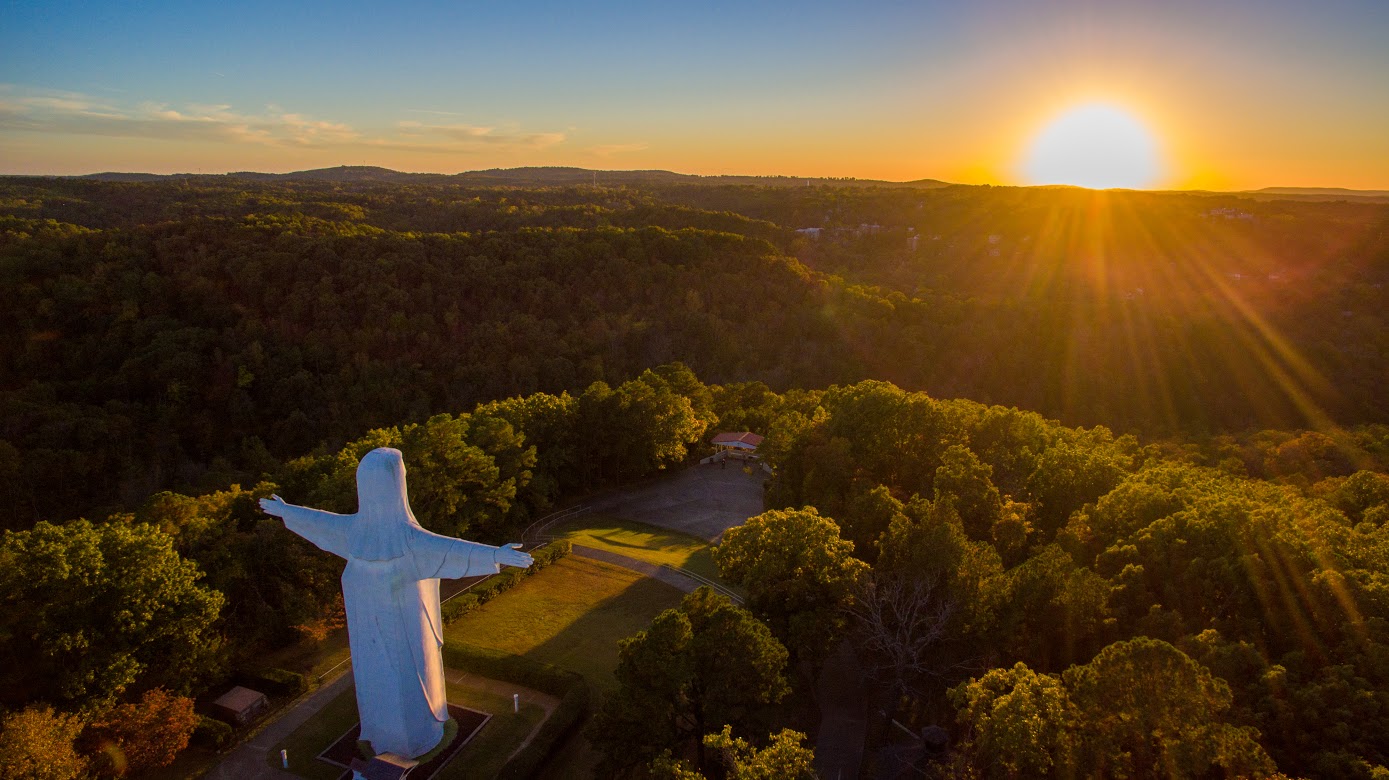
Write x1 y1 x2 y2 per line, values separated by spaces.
397 120 566 149
0 87 563 153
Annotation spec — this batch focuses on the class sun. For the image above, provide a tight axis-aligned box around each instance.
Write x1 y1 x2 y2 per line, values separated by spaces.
1024 103 1159 189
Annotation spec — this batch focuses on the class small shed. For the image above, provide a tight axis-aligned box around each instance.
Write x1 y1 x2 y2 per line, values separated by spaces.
212 686 268 726
711 431 765 460
351 753 419 780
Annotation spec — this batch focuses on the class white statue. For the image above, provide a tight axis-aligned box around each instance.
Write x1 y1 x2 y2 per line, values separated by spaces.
259 447 532 759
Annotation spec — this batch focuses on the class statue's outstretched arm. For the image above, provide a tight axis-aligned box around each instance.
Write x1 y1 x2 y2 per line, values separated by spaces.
260 494 352 559
409 529 534 580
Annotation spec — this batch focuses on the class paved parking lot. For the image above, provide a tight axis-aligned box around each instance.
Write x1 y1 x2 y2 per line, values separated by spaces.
586 461 767 541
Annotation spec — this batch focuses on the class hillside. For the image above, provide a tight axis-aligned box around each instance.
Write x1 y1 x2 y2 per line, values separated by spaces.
2 177 1387 523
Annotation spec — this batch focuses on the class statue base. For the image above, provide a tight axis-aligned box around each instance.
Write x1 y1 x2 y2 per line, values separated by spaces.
319 704 490 780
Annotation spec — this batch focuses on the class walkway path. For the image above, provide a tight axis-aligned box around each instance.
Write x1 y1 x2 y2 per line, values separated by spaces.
813 641 869 780
204 670 355 780
441 669 560 762
571 544 738 599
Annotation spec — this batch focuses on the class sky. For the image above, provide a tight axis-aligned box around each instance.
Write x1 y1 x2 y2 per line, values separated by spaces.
2 0 1387 189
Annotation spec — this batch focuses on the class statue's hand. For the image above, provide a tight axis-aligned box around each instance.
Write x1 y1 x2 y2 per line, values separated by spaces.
259 494 289 518
494 543 534 569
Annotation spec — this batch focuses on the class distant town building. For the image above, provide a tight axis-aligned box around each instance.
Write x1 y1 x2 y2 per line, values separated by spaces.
1204 207 1254 221
795 227 823 239
907 234 920 251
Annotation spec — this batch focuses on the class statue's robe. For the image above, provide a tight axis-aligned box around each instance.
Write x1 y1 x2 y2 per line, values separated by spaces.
277 498 499 758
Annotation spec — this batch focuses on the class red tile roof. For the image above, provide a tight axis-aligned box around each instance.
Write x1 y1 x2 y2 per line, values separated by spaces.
712 431 765 447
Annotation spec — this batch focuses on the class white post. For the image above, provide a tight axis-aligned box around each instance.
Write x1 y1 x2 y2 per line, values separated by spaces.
281 749 288 769
513 693 519 713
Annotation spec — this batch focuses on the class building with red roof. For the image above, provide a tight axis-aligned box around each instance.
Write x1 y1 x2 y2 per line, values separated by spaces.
711 431 765 457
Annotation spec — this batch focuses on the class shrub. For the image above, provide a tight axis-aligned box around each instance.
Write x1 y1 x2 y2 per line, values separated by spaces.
442 593 481 624
191 715 233 751
530 539 572 570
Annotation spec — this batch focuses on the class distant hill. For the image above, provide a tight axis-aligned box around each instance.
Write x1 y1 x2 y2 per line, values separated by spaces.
1245 186 1389 203
1255 186 1389 197
77 165 951 189
81 172 175 182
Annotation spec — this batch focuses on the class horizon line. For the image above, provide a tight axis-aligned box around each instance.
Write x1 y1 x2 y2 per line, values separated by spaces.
3 165 1388 196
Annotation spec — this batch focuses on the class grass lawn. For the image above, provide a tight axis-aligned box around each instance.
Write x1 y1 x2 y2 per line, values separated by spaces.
551 514 735 591
270 680 546 780
443 554 684 691
444 554 687 778
271 550 686 779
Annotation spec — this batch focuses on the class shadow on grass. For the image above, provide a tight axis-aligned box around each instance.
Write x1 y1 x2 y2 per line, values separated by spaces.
268 680 548 780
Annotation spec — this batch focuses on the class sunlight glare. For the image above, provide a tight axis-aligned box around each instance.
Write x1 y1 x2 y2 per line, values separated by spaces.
1025 103 1159 189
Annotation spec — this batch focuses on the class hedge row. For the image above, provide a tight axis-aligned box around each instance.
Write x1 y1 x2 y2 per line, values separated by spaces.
235 667 307 698
441 642 591 779
441 540 571 625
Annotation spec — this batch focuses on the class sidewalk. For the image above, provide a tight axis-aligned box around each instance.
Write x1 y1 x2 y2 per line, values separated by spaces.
571 544 705 594
813 640 868 780
204 670 355 780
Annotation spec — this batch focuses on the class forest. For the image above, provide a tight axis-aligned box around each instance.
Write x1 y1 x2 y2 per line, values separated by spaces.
2 174 1389 777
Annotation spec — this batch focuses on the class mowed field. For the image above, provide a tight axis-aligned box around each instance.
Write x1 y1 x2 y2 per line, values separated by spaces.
552 514 727 585
442 554 684 691
444 554 686 777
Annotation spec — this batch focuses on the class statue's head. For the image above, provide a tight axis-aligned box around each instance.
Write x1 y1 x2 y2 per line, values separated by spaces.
350 447 419 559
356 447 409 513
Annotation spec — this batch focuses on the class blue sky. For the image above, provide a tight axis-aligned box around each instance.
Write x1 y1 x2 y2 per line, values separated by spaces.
3 0 1387 187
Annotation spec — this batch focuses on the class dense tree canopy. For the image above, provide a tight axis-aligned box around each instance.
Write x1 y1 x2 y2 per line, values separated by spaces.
0 519 223 709
589 588 790 776
3 177 1386 525
950 639 1275 779
713 507 868 665
2 175 1388 775
758 379 1389 776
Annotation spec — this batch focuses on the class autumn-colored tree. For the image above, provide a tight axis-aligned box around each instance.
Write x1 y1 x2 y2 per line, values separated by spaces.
84 688 198 776
0 705 88 780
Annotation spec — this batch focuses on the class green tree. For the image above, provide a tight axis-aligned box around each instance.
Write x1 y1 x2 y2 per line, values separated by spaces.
934 444 1003 543
950 663 1078 779
838 484 904 564
650 726 817 780
952 639 1277 779
0 520 223 708
1064 638 1275 777
714 507 869 665
589 588 790 775
1026 432 1131 537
